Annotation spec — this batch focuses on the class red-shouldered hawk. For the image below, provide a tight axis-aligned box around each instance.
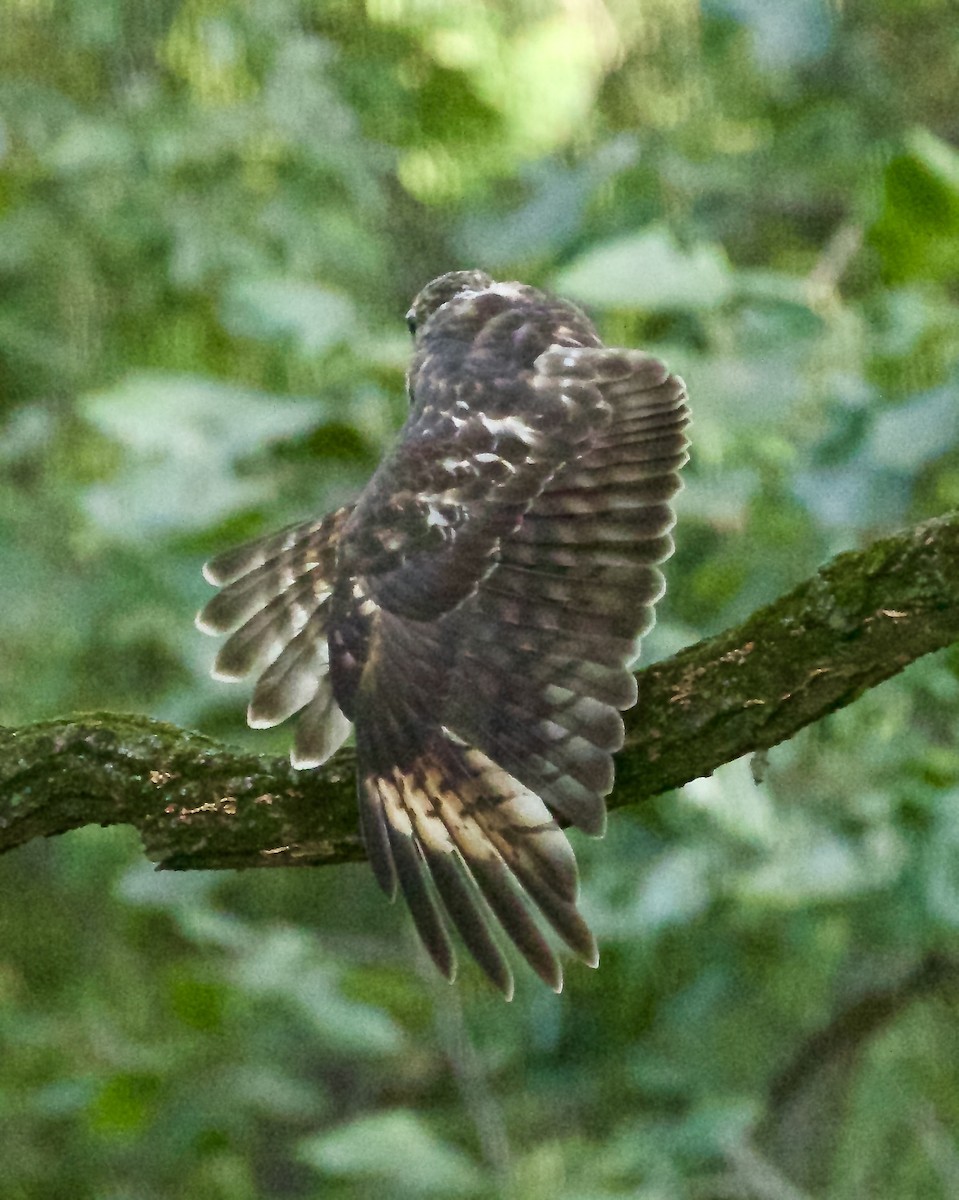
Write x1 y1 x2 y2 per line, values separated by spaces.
197 270 689 997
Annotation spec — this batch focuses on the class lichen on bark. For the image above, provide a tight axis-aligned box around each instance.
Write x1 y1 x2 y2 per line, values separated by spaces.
2 511 959 872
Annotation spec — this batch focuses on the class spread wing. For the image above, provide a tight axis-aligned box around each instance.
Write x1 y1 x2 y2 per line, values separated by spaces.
349 344 689 996
443 350 689 837
197 278 690 996
195 508 354 768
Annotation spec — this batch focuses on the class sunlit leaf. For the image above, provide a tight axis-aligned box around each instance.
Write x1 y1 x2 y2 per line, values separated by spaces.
869 128 959 283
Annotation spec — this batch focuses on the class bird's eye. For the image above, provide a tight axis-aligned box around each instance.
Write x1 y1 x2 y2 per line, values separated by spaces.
406 313 417 336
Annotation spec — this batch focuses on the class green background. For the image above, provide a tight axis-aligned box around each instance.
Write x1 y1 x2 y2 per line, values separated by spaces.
2 1 959 1196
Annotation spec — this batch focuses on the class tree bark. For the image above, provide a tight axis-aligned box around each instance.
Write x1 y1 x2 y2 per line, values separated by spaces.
2 510 958 872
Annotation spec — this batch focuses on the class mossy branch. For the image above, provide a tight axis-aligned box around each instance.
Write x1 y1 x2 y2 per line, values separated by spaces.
2 511 959 871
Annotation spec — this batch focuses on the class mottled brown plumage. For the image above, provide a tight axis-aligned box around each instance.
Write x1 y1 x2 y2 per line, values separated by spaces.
197 270 690 997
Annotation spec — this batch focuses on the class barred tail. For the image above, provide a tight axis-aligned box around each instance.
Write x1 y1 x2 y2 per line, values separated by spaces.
356 718 597 999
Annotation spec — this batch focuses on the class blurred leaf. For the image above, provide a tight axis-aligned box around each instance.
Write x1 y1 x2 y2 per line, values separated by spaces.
591 845 713 938
88 1073 161 1135
456 137 639 268
866 381 959 471
711 0 835 70
221 1066 325 1122
299 1110 483 1195
220 278 355 355
230 927 404 1056
870 127 959 284
736 821 907 907
555 225 732 311
80 372 322 536
925 788 959 927
45 118 138 174
168 971 226 1032
414 66 501 144
793 462 911 529
682 758 779 846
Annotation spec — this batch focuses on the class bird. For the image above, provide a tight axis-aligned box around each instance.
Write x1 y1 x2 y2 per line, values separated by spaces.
196 270 690 998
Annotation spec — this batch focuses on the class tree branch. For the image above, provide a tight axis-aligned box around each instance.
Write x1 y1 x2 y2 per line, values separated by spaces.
755 952 959 1191
2 511 959 871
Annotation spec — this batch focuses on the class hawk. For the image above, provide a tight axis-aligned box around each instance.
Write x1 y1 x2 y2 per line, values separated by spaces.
197 270 689 998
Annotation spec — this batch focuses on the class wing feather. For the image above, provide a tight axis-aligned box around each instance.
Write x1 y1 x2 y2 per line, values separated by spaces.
209 579 329 681
291 678 352 769
248 627 328 727
202 515 338 587
198 278 690 995
439 347 689 848
197 506 353 761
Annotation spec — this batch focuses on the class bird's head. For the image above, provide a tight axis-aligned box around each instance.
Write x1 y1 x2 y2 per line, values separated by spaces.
405 269 495 338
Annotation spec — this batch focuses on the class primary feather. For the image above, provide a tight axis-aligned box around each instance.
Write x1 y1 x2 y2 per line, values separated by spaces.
197 270 690 995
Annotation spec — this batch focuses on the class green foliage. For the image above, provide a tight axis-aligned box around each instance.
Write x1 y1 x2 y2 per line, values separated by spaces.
300 1110 485 1195
2 1 959 1197
556 226 733 312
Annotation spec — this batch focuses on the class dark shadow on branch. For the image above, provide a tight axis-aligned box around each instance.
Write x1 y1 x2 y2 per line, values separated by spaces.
2 510 959 871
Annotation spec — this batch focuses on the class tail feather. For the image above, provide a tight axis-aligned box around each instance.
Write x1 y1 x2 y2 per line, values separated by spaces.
422 847 515 997
453 746 580 901
455 724 607 835
379 779 457 983
358 773 397 897
358 731 596 994
457 852 563 991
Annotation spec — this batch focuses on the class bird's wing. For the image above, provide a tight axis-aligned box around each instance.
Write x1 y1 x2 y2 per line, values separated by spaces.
441 347 690 838
345 345 688 994
196 284 690 994
195 508 354 767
